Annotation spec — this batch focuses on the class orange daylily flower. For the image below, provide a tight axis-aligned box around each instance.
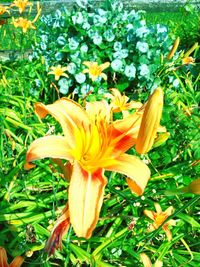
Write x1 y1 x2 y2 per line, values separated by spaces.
105 88 143 117
25 88 164 240
48 65 69 81
82 61 110 81
140 253 163 267
12 17 36 33
25 98 153 239
136 87 163 154
0 247 24 267
11 2 41 33
182 56 195 65
11 0 32 14
144 203 176 241
0 5 10 15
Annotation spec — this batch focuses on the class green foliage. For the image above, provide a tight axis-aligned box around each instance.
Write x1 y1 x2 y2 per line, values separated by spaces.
32 0 173 98
0 0 199 266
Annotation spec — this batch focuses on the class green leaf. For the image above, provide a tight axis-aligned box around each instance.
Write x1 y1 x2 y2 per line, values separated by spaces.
177 213 200 228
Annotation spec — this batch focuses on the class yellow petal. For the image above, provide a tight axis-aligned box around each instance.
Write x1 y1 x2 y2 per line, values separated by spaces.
163 206 174 216
136 88 163 154
106 154 150 195
100 62 110 71
100 73 108 80
153 132 170 148
86 100 111 124
154 260 163 267
69 162 107 238
140 253 152 267
143 209 155 221
26 136 72 164
83 61 93 68
154 203 162 214
34 98 90 147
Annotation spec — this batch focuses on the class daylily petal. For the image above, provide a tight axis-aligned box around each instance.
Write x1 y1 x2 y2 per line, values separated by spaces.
45 204 70 255
109 112 143 153
136 87 163 154
82 69 89 74
0 247 8 267
140 253 152 267
26 136 72 163
154 260 163 267
100 62 110 71
69 162 107 238
106 153 150 195
83 61 92 68
10 256 24 267
100 73 108 80
164 206 174 216
86 100 111 124
143 209 155 221
34 98 90 147
154 203 162 214
163 225 172 241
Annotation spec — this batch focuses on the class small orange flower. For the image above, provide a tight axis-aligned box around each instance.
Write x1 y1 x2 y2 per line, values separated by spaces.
12 17 36 33
144 203 176 241
182 56 195 65
11 0 32 14
82 61 110 81
48 65 69 81
0 247 24 267
0 5 10 15
105 88 142 117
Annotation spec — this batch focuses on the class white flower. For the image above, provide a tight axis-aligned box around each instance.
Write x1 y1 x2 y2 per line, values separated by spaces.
41 35 48 43
75 73 86 84
157 24 167 33
40 42 47 50
136 26 150 38
57 36 66 46
173 79 179 88
68 37 79 50
113 41 122 51
80 84 92 95
76 0 88 9
104 30 115 42
72 12 84 24
111 59 123 71
82 22 90 30
58 78 69 94
80 44 88 53
93 35 102 45
67 62 76 74
55 52 63 61
139 64 150 76
113 49 128 59
136 42 149 53
124 64 136 78
97 8 107 16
